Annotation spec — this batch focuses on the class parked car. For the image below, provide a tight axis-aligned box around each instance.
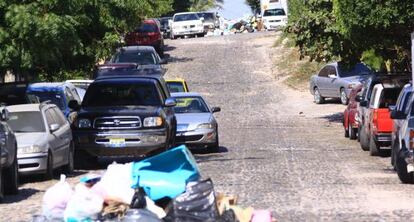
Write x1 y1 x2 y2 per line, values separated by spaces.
26 82 82 119
95 64 166 79
0 107 18 200
343 84 363 140
310 62 372 105
108 46 167 67
197 12 218 32
125 19 165 56
66 80 93 90
0 82 39 106
390 83 413 170
358 74 410 151
7 103 74 178
171 12 205 39
262 7 288 30
361 83 401 156
69 74 177 163
171 92 220 152
166 79 189 92
159 17 172 39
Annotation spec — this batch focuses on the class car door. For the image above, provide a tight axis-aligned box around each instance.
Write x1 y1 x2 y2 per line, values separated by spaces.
50 107 71 167
315 66 331 96
326 66 339 97
44 108 60 167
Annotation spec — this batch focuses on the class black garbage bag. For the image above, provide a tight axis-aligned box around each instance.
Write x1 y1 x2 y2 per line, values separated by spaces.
163 178 219 222
130 187 147 209
122 209 162 222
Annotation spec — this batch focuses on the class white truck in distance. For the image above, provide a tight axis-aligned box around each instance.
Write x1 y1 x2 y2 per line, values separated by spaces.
171 12 205 39
260 0 288 30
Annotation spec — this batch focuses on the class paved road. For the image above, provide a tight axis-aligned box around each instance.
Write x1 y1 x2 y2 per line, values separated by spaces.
2 32 414 221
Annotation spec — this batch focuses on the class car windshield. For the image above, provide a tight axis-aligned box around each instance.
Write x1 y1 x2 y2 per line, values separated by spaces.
173 97 209 113
167 82 186 93
136 23 157 33
338 63 372 77
27 92 65 111
83 82 162 107
174 14 199 22
264 9 286 16
7 111 45 133
111 51 158 65
198 13 215 22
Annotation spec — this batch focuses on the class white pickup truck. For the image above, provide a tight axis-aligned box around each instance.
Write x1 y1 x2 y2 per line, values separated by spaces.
171 12 205 39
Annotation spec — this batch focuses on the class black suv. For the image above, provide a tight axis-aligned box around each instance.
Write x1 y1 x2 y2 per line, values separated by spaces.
69 75 177 161
0 108 19 201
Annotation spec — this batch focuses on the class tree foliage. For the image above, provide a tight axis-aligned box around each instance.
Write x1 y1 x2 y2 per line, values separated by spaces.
287 0 414 71
0 0 172 81
189 0 223 12
245 0 260 13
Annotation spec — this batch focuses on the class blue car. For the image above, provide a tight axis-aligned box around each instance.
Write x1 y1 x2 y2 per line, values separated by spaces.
26 82 82 118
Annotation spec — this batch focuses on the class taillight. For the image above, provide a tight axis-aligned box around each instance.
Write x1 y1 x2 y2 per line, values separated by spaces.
372 110 378 129
410 130 414 150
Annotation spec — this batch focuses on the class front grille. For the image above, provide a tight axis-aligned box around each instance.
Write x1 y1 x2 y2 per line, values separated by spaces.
176 135 203 143
270 20 281 23
190 25 195 28
94 116 141 130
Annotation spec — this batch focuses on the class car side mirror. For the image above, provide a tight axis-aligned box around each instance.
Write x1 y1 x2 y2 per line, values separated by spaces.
355 96 362 102
50 124 60 132
0 108 9 121
391 110 407 120
160 59 168 65
328 74 337 79
359 100 368 107
68 100 80 111
164 98 176 107
211 107 221 113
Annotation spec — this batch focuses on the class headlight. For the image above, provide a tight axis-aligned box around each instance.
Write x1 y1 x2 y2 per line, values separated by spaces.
143 117 163 127
78 119 92 128
18 145 43 154
197 123 214 129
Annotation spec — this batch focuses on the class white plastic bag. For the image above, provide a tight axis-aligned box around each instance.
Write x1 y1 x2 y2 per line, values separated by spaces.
42 175 74 220
64 183 104 222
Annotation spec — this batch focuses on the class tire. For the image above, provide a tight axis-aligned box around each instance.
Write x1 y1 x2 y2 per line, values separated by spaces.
43 151 54 180
74 149 97 169
357 126 361 142
369 135 380 156
340 88 349 105
391 140 398 170
344 126 349 138
208 130 220 153
63 142 74 174
4 147 19 195
396 149 414 183
359 125 369 151
349 123 357 140
314 88 325 104
0 167 4 202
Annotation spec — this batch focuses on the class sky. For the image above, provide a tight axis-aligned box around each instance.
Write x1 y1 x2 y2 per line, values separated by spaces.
218 0 252 19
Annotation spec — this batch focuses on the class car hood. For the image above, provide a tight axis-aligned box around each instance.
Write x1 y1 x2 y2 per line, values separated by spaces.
175 113 212 131
15 132 47 148
78 106 162 119
173 20 202 26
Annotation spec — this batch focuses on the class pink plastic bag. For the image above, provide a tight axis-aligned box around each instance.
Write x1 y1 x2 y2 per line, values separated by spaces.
42 175 74 220
251 210 272 222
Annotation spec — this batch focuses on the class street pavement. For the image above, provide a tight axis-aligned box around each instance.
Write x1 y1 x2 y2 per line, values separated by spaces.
2 32 414 221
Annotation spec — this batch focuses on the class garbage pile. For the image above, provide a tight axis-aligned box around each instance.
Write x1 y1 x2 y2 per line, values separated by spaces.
33 145 275 222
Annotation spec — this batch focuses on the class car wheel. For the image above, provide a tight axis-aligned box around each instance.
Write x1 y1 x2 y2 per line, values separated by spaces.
208 130 220 153
0 167 3 202
314 88 325 104
63 142 74 174
74 149 97 169
340 88 349 105
349 123 357 140
359 125 369 151
396 149 414 184
44 151 54 180
344 126 349 138
4 147 19 195
391 140 398 170
369 135 380 156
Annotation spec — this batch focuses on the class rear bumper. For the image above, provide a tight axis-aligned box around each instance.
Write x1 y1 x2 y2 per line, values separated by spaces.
374 133 392 146
172 28 204 36
73 129 168 157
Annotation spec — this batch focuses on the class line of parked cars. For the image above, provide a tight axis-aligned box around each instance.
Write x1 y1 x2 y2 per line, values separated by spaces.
310 64 414 184
0 16 221 200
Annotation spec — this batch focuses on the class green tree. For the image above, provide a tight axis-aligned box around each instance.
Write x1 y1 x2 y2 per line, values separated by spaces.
245 0 260 13
189 0 224 12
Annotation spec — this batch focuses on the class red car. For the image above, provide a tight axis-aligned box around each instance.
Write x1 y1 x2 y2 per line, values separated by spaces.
343 84 363 139
125 19 164 56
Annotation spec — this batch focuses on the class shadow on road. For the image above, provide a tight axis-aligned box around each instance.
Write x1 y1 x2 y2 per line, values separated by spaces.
164 44 176 52
319 112 343 123
0 188 39 204
167 55 194 64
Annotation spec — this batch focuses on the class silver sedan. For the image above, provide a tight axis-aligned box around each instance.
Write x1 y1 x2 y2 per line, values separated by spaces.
171 92 221 152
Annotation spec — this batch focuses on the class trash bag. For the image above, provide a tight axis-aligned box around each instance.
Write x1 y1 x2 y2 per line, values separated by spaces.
130 188 147 209
121 209 162 222
131 145 201 201
64 183 104 222
251 210 272 222
164 178 219 222
42 175 74 221
217 209 238 222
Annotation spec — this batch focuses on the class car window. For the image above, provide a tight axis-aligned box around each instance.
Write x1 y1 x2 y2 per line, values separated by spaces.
318 66 330 77
45 108 58 126
197 13 215 22
65 87 75 103
263 8 286 16
70 88 81 102
173 97 209 113
174 14 199 22
402 92 413 114
83 82 162 107
28 91 65 111
112 51 158 65
7 111 46 133
379 88 401 108
51 107 67 126
136 23 158 33
370 88 378 107
167 82 186 93
338 63 372 77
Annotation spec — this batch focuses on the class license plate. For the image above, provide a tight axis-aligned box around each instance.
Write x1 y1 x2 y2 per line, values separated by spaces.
407 164 414 173
109 138 126 148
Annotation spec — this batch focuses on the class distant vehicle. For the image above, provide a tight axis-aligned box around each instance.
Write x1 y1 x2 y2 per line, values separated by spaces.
357 74 410 151
159 17 172 38
108 46 166 67
26 82 82 119
125 19 165 56
310 62 372 105
262 7 288 30
361 83 401 156
390 83 412 170
197 12 218 32
7 103 74 178
66 80 93 91
0 82 38 106
0 107 18 200
166 79 189 92
172 92 221 152
343 84 363 140
95 63 166 79
69 75 177 162
171 12 205 39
